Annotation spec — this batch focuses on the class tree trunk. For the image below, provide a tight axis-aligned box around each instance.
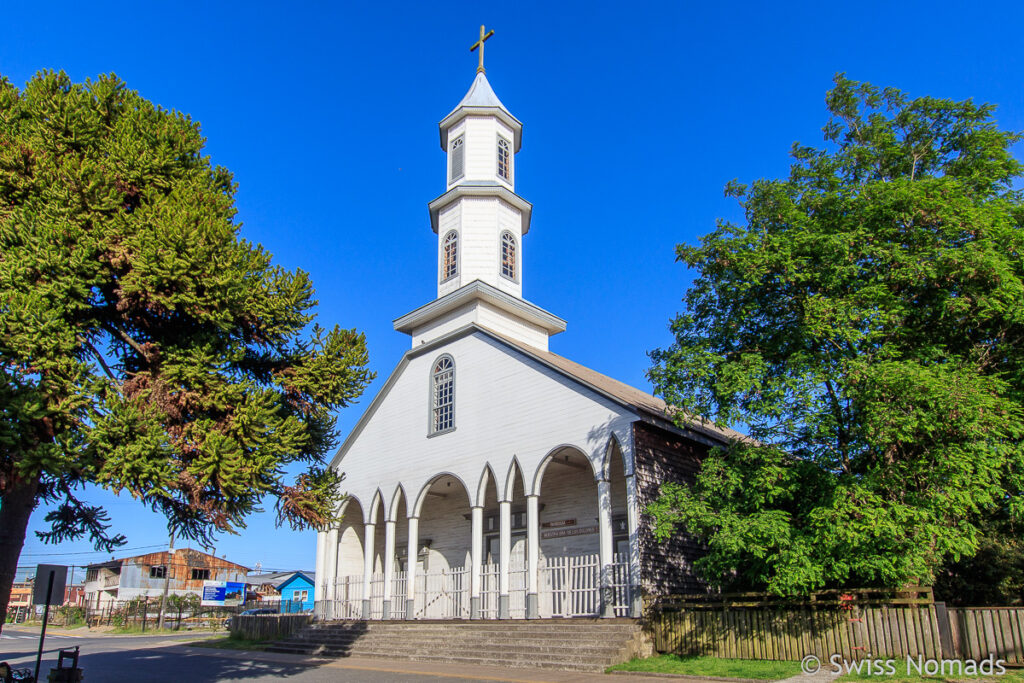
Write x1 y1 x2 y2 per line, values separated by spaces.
0 475 40 636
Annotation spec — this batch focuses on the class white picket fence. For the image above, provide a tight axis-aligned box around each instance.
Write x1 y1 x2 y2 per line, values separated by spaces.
414 564 470 619
322 553 632 620
539 553 599 617
369 572 386 619
329 574 363 620
479 562 499 619
390 570 407 619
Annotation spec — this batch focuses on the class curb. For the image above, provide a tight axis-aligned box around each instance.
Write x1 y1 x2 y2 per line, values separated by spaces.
608 673 771 683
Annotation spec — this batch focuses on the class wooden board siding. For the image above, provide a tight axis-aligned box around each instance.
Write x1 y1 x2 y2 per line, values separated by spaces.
633 421 712 597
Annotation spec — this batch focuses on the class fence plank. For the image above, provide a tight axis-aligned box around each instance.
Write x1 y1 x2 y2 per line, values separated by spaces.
646 600 1024 664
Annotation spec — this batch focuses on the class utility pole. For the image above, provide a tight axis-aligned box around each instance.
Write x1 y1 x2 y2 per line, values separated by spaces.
156 530 175 630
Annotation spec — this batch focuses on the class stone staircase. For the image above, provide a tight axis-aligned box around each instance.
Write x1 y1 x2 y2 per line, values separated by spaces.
265 618 645 672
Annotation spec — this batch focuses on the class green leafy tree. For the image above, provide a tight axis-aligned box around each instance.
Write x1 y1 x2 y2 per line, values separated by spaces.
0 71 373 629
648 75 1024 595
166 592 200 629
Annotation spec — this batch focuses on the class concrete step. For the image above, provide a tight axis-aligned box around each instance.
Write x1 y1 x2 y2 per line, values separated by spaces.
262 646 611 672
292 630 634 643
283 633 630 652
267 618 642 672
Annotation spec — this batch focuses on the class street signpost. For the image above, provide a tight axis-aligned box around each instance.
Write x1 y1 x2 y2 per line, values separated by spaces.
33 564 69 683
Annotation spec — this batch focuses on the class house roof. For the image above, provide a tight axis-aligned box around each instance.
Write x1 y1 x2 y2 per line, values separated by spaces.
246 571 314 589
85 547 249 571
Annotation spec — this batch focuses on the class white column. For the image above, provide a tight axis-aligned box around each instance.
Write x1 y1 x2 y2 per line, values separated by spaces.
405 516 419 620
526 494 540 619
625 473 642 618
597 478 614 618
382 519 396 619
498 500 511 619
326 527 340 619
361 522 376 619
314 530 326 617
470 506 483 619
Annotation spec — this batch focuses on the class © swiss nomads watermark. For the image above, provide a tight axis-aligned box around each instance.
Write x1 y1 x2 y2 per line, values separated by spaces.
800 653 1009 677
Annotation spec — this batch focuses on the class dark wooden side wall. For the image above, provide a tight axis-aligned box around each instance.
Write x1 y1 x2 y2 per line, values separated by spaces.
633 420 711 597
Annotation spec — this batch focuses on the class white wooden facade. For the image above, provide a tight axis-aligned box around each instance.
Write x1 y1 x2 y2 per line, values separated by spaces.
315 70 730 620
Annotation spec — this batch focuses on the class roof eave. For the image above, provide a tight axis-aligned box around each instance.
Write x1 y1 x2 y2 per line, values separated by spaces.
439 106 523 152
428 184 532 235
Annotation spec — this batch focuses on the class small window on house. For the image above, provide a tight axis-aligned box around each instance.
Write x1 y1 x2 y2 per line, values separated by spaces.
190 568 210 581
86 569 98 582
296 590 308 602
500 231 517 281
450 135 464 181
442 231 458 282
497 137 510 180
149 566 166 579
431 355 455 434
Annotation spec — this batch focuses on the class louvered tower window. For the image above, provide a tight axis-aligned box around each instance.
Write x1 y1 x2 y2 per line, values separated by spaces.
442 231 458 281
497 137 510 180
500 231 517 281
431 355 455 434
450 135 464 181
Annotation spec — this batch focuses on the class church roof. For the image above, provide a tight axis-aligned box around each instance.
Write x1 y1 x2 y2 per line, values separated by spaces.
489 330 748 446
331 322 745 471
449 72 510 112
439 73 523 152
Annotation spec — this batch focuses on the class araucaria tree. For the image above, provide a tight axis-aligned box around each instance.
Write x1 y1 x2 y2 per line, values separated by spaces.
648 75 1024 595
0 72 373 627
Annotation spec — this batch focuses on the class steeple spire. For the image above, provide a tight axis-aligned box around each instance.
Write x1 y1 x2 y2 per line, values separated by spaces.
469 25 494 74
393 40 565 352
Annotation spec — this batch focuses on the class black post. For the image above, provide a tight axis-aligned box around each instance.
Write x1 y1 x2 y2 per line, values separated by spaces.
34 570 55 683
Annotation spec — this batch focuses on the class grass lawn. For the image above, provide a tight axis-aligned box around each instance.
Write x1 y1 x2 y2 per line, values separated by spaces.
110 625 221 635
607 654 804 679
190 635 268 651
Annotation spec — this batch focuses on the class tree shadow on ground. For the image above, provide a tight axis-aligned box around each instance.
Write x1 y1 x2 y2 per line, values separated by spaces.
2 641 326 682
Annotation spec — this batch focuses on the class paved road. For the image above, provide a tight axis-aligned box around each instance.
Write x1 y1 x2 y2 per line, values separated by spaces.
0 626 663 682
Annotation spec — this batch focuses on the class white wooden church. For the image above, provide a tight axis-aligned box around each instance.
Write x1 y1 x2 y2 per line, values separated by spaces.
314 45 739 622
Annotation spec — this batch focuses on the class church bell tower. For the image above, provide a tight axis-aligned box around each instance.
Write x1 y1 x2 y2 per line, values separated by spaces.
394 27 566 351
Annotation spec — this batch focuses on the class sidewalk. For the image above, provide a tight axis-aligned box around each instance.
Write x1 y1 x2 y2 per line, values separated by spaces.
167 644 740 683
3 624 221 639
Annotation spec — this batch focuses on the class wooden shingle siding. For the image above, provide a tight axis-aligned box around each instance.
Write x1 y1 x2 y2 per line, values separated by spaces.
633 421 711 596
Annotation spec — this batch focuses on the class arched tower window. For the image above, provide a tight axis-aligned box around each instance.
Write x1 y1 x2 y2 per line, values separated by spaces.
442 231 459 282
500 231 517 281
497 137 510 180
450 135 464 182
431 355 455 434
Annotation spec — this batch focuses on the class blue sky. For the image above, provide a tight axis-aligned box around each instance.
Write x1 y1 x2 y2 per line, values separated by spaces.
4 0 1022 581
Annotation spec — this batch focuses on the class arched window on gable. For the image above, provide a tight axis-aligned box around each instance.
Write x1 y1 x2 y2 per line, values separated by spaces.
431 355 455 434
500 230 517 282
442 231 459 282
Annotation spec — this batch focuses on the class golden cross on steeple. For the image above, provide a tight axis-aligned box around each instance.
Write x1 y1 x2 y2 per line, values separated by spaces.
469 25 495 74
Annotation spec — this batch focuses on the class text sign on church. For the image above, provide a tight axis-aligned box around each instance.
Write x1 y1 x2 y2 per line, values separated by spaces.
541 519 576 528
541 525 599 540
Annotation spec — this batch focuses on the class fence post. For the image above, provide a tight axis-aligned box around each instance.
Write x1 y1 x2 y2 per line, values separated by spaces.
933 602 954 659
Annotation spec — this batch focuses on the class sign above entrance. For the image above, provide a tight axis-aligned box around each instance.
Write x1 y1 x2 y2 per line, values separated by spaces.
541 519 575 529
541 525 598 540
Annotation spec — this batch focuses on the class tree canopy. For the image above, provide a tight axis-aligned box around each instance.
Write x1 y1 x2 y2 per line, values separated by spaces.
0 71 373 624
648 75 1024 595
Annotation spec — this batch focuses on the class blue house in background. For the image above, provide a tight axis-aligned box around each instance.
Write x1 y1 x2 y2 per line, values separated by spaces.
247 571 315 613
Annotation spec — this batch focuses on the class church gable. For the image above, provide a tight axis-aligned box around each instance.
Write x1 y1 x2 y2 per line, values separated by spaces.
333 325 639 512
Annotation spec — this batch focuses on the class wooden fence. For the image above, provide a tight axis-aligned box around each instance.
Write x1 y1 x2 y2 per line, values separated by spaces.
947 607 1024 663
231 613 312 641
646 589 1024 665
